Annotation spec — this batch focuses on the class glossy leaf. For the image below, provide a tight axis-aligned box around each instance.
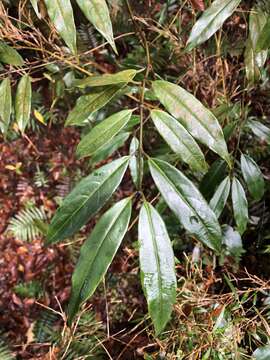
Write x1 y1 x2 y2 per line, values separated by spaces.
74 70 137 88
46 157 129 244
30 0 42 18
253 345 270 360
246 119 270 144
186 0 241 51
257 17 270 51
200 159 227 200
209 176 230 218
232 177 248 235
138 201 176 335
0 78 12 137
151 109 208 173
129 137 143 189
149 158 222 252
76 0 117 53
76 110 133 159
15 75 32 134
65 85 123 126
0 42 24 66
44 0 76 54
152 81 231 166
240 154 265 201
68 197 132 324
222 225 244 259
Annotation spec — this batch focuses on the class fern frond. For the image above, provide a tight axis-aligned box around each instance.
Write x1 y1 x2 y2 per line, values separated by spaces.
14 280 43 299
33 310 59 344
0 339 15 360
8 205 46 242
34 167 48 188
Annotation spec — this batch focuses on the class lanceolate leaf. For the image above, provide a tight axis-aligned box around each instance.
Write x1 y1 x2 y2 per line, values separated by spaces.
76 0 117 53
30 0 42 19
15 75 32 134
65 85 123 126
246 119 270 144
209 176 230 218
257 17 270 51
200 159 227 201
240 154 265 201
0 78 12 137
138 202 176 335
68 197 132 324
46 157 130 244
74 70 137 88
76 110 133 159
149 158 222 252
0 42 24 66
129 137 143 189
44 0 77 54
152 81 231 166
186 0 241 51
151 109 208 173
232 177 248 235
253 345 270 360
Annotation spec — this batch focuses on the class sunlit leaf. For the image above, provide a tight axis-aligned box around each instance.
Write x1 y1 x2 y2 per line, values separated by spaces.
240 154 265 201
152 81 231 166
0 78 12 137
149 158 222 252
222 225 244 259
15 75 32 134
76 110 133 159
44 0 77 54
139 201 176 335
209 176 230 218
68 197 132 324
232 177 248 235
46 157 129 244
74 70 137 88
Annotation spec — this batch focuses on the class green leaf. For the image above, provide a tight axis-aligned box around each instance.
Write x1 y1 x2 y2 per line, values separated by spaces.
148 158 222 252
200 159 227 201
232 177 248 235
76 0 117 53
186 0 241 51
257 17 270 51
65 85 124 126
138 201 176 335
30 0 42 19
46 157 129 244
209 176 230 218
0 41 24 66
0 78 12 137
246 119 270 144
74 70 137 88
44 0 77 54
152 81 231 166
15 75 32 134
151 109 208 173
91 132 130 164
76 110 133 159
68 197 132 324
253 345 270 360
240 154 265 201
222 225 244 260
129 137 143 189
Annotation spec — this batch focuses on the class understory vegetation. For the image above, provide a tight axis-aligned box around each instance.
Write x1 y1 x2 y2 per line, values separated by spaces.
0 0 270 359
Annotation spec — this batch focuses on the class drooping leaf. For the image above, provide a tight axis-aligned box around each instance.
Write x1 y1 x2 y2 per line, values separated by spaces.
200 159 227 200
65 85 123 126
138 201 176 335
44 0 77 54
246 119 270 144
148 158 222 252
152 81 231 166
68 197 132 324
76 110 133 159
76 0 117 53
30 0 42 19
209 176 230 218
222 225 244 260
0 41 24 66
15 75 32 134
91 132 130 164
74 70 137 88
129 137 143 189
0 78 12 137
151 109 208 173
257 17 270 51
253 345 270 360
240 154 265 201
186 0 241 51
231 177 248 235
46 157 130 244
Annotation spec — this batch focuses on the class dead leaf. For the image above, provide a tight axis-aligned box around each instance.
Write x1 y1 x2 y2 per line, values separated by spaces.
189 0 205 11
